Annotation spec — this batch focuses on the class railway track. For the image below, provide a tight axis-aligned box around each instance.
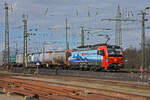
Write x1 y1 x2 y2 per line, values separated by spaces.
3 71 149 91
10 67 150 82
0 76 129 100
28 75 150 90
0 74 150 100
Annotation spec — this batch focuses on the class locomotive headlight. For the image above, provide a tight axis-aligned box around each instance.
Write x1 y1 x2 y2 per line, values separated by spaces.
106 58 108 62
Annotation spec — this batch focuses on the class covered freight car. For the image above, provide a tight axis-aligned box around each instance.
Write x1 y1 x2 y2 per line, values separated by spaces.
10 56 16 64
16 54 23 64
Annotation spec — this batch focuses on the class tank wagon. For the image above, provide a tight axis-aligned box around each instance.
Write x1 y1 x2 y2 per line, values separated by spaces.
10 44 123 71
28 50 71 68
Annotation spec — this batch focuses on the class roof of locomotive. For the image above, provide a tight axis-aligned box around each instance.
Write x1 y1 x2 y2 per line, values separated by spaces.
77 43 107 48
73 43 121 51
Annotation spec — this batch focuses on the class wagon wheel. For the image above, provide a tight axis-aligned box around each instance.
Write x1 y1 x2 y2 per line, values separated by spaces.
89 67 93 72
93 67 97 72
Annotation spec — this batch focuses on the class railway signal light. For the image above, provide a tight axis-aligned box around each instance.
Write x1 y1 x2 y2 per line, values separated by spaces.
140 67 144 73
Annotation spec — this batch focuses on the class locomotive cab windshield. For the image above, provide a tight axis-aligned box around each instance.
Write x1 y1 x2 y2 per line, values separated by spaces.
107 45 122 57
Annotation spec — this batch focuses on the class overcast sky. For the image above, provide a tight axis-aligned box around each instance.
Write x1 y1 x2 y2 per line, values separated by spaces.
0 0 150 54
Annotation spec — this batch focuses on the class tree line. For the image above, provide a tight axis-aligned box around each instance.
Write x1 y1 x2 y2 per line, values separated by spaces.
123 39 150 71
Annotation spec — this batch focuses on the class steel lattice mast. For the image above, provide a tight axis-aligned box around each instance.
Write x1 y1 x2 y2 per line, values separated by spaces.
4 3 10 68
22 14 28 68
101 5 136 47
115 5 122 47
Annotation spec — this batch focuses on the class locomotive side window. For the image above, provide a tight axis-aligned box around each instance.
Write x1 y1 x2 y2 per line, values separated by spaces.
97 50 105 56
97 50 100 55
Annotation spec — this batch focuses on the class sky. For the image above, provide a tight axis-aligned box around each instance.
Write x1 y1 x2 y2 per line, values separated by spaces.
0 0 150 55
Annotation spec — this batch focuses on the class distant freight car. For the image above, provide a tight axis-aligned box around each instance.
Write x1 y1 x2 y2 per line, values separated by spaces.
10 56 16 64
16 54 23 65
69 44 124 71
